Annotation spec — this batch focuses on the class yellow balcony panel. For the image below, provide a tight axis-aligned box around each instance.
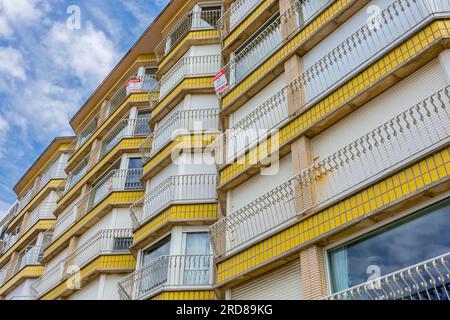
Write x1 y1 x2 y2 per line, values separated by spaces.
151 290 215 300
0 266 44 297
40 254 135 300
133 204 218 250
7 179 62 233
222 0 279 53
222 0 368 115
142 133 218 181
158 29 220 77
215 148 450 287
68 92 149 171
219 20 450 189
43 191 143 262
0 220 55 268
57 137 145 214
150 77 215 125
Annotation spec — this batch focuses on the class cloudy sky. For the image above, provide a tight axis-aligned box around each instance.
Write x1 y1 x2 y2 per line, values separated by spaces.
0 0 169 217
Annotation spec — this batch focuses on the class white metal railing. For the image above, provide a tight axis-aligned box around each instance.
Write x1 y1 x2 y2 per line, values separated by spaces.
289 0 450 112
0 202 19 233
130 174 217 229
159 54 221 100
0 245 43 288
219 0 264 38
118 255 213 300
155 8 221 62
150 109 220 157
52 169 143 240
209 86 450 257
326 252 450 300
67 74 157 155
65 154 90 192
100 117 151 157
223 0 331 88
31 229 133 299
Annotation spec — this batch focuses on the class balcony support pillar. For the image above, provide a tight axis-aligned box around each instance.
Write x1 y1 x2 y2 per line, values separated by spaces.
64 236 79 277
299 245 328 300
88 139 101 168
98 100 110 125
19 211 31 236
280 0 298 40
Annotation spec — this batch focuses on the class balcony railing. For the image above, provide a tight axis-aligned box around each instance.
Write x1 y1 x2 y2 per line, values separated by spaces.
0 245 43 288
155 8 221 62
289 0 450 111
118 255 214 300
52 169 143 240
100 117 151 158
68 75 157 155
15 160 67 214
65 117 149 194
130 174 217 229
209 86 450 257
223 0 330 88
151 109 220 157
219 0 264 38
158 54 221 100
32 229 132 299
326 252 450 300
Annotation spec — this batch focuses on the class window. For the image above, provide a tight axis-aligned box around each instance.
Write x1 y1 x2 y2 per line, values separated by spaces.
142 235 171 266
125 158 143 190
183 232 211 285
328 198 450 294
134 110 151 136
113 237 133 251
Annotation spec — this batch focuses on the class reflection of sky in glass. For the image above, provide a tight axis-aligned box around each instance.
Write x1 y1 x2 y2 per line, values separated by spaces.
329 198 450 291
143 236 171 266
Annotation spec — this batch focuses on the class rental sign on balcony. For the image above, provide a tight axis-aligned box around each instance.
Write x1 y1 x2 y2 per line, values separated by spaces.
125 77 143 95
214 69 229 95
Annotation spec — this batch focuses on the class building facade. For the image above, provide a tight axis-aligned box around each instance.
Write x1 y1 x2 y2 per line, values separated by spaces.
0 0 449 300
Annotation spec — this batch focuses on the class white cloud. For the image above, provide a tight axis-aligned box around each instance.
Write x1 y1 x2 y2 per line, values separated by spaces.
43 21 118 87
0 0 45 38
0 47 27 81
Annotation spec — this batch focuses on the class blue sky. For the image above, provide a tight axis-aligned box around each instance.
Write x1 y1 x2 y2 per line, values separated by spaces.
0 0 169 217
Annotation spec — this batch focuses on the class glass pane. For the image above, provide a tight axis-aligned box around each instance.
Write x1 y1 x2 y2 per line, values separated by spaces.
142 236 171 266
125 158 143 190
185 233 210 255
328 198 450 294
183 233 210 285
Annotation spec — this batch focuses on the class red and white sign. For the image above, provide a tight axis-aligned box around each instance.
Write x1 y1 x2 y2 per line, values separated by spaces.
125 77 143 95
214 69 229 95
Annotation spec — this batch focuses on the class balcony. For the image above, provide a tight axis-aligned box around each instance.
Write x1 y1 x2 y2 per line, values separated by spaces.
32 229 133 299
155 8 221 63
0 246 43 290
64 118 150 195
118 255 213 300
67 75 157 156
325 252 450 300
219 0 265 39
131 174 217 229
141 109 220 162
210 86 450 257
156 54 221 103
222 0 330 89
15 160 67 214
53 168 143 241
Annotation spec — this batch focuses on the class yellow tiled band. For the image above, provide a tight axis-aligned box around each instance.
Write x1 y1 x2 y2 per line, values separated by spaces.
217 148 450 284
69 92 149 168
133 204 218 245
40 255 136 300
220 20 450 185
152 77 214 119
151 291 215 300
159 30 220 71
223 0 277 48
143 133 219 178
0 220 55 267
60 137 145 208
44 191 144 260
222 0 355 109
0 266 44 296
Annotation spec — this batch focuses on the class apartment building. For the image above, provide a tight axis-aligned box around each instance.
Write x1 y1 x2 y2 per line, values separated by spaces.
0 0 449 301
